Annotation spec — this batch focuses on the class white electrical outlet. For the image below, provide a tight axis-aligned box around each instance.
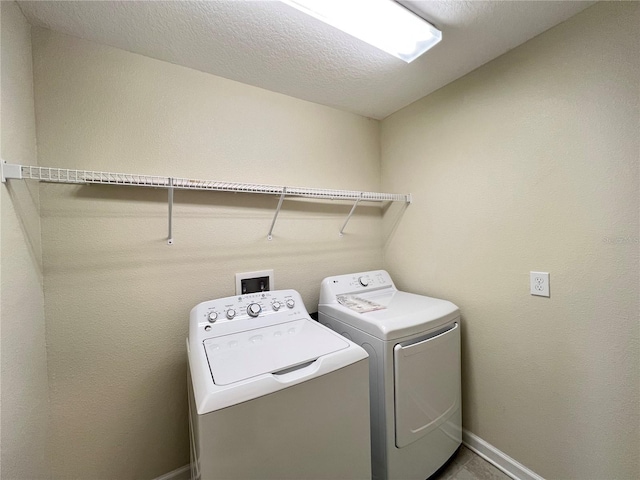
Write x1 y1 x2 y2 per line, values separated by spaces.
530 272 550 297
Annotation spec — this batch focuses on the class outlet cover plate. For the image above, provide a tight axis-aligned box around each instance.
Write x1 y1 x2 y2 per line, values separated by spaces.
530 271 550 297
235 269 274 295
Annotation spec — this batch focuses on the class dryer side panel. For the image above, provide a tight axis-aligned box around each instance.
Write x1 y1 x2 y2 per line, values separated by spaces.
393 322 461 448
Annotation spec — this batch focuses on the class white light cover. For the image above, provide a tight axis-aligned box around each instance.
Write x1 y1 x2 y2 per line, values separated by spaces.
282 0 442 63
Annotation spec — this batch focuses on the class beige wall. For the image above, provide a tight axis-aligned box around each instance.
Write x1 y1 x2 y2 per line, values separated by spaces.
381 2 639 479
0 2 49 479
31 28 382 479
17 3 639 480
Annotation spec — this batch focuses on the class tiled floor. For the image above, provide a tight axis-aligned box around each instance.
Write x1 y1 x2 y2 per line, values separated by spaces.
430 446 512 480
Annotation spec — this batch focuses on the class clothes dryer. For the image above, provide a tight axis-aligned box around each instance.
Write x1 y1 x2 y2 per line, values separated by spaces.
318 271 461 480
188 289 371 480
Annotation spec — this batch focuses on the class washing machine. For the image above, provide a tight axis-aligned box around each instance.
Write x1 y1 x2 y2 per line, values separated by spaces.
318 270 461 480
187 289 371 480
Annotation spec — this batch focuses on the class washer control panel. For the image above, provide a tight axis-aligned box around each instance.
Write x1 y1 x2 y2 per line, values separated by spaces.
191 290 303 333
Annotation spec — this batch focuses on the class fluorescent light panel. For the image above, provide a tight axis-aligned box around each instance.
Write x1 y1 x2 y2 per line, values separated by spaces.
282 0 442 63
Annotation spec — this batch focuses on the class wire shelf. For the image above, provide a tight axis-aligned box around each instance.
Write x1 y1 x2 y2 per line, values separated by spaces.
2 162 411 243
16 165 410 202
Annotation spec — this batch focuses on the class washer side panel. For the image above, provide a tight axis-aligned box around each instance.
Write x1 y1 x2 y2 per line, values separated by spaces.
195 359 371 480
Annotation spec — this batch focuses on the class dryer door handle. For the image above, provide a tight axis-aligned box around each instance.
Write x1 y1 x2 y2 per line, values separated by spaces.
396 322 458 357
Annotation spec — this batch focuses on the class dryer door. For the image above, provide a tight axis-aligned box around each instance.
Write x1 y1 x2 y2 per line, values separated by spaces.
394 322 460 448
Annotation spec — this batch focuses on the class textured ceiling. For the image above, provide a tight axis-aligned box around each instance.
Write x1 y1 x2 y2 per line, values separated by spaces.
17 0 596 119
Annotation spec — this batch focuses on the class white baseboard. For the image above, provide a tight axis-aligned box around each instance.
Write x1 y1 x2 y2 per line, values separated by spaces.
154 432 542 480
462 429 544 480
152 464 191 480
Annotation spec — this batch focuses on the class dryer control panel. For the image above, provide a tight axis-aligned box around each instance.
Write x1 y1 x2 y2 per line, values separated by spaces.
319 270 396 304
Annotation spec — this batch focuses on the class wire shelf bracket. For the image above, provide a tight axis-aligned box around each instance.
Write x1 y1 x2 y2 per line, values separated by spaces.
268 187 287 241
2 161 412 243
339 193 362 237
167 177 174 245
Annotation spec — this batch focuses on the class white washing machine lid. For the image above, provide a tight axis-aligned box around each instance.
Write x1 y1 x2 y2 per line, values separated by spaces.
204 318 350 385
320 290 459 341
188 289 368 415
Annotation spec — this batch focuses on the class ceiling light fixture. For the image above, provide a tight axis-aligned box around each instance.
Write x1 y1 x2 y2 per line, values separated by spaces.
281 0 442 63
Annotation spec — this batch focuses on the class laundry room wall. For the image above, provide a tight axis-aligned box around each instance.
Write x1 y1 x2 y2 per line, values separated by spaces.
0 3 50 479
381 3 639 480
31 29 383 479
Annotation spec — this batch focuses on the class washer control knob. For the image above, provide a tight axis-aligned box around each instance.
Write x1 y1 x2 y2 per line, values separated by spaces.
226 309 236 320
207 312 218 323
286 299 295 309
272 301 282 311
358 276 369 287
247 303 262 317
